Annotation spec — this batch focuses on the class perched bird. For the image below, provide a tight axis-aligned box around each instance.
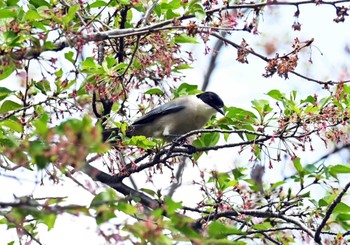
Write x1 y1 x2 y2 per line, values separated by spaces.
103 91 224 141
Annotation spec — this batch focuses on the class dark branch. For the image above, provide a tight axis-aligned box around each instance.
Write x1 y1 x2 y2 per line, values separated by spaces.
314 180 350 243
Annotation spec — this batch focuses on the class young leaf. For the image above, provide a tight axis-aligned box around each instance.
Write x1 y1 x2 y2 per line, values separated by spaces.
329 164 350 178
208 221 245 239
62 5 79 25
0 100 22 113
127 136 157 149
40 214 57 231
200 132 220 147
0 61 15 80
24 9 42 20
89 0 108 8
293 157 304 176
117 202 137 215
0 119 23 133
251 99 273 122
173 83 200 97
164 197 182 215
0 9 17 18
0 86 13 100
145 88 164 95
64 51 76 64
140 188 157 197
174 33 198 44
29 0 50 7
333 202 350 214
267 89 285 101
91 189 118 206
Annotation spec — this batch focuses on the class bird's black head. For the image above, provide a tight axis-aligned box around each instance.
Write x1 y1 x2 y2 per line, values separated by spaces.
197 91 225 115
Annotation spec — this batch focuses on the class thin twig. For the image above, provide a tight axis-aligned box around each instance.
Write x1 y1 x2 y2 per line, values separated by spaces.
314 180 350 243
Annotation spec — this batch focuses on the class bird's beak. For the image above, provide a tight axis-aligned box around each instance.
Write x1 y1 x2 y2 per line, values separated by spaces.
216 107 225 115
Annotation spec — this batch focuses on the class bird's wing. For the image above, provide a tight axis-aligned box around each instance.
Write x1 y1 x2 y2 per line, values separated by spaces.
132 102 185 125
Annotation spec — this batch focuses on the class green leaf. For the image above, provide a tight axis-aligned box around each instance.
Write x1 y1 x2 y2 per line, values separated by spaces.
336 213 350 221
309 199 318 207
164 197 182 215
252 222 273 230
174 64 192 71
225 106 257 123
318 198 329 207
0 61 15 80
105 56 117 68
95 207 116 225
300 95 316 104
117 201 137 215
91 189 118 207
209 172 237 191
0 119 23 133
0 100 22 113
167 0 181 9
293 157 304 176
232 168 246 180
154 4 161 16
64 51 76 64
29 140 48 168
145 88 164 95
29 0 50 7
89 0 108 8
0 9 17 18
208 221 245 239
173 83 200 97
319 96 331 109
113 62 128 73
267 89 285 101
32 112 49 136
24 9 42 20
81 57 98 69
0 86 13 100
140 188 156 197
43 41 57 50
62 5 79 25
174 33 198 44
34 80 51 95
269 181 285 191
336 213 350 230
31 21 47 31
333 202 350 214
188 0 206 19
127 136 157 149
119 0 130 5
201 132 220 147
55 68 63 78
165 9 180 19
7 0 20 6
90 188 119 224
192 3 206 20
300 191 310 198
251 99 273 121
40 214 57 230
304 163 318 173
329 164 350 178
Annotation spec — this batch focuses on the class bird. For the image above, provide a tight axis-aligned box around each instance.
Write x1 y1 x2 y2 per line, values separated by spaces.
102 91 224 141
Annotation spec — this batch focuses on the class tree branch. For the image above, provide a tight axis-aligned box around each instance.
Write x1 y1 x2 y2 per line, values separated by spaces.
192 209 315 238
83 164 160 209
314 180 350 243
210 32 341 86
